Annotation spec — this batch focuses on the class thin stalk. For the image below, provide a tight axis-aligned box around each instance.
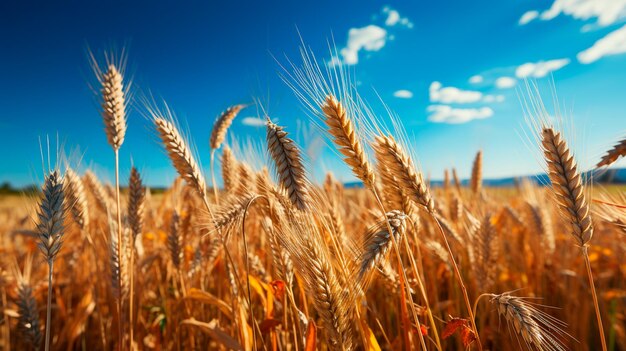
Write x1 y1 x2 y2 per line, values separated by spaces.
44 261 53 351
433 217 483 350
372 192 426 350
210 149 220 205
402 234 442 351
129 244 135 350
114 150 123 350
583 246 608 351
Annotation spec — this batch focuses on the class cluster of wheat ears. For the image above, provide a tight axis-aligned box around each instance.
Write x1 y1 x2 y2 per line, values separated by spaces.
1 48 625 351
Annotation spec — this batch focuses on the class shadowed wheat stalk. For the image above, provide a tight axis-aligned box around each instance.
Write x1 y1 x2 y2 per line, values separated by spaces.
127 166 144 348
470 150 482 196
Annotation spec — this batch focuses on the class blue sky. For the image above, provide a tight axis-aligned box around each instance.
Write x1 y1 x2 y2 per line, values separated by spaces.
1 0 626 187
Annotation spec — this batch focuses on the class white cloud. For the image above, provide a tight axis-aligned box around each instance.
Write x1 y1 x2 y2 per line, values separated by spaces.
393 90 413 99
427 105 494 124
241 117 266 127
429 81 482 104
530 0 626 26
385 9 400 26
382 6 414 28
469 75 484 84
578 24 626 63
495 77 517 89
515 58 570 78
519 10 539 25
483 94 505 103
340 25 387 65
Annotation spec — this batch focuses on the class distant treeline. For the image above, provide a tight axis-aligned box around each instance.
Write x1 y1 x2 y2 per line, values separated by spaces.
0 182 168 195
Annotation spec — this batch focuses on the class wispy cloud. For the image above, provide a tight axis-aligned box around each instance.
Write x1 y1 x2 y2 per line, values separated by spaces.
495 76 517 89
483 94 505 103
520 0 626 26
469 75 483 84
516 58 570 78
429 81 482 104
427 105 494 124
241 116 266 127
340 25 387 65
382 6 414 28
519 10 539 25
393 89 413 98
578 24 626 63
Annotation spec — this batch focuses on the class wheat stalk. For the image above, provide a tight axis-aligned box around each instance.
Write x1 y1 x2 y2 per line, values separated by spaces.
597 136 626 168
266 118 311 211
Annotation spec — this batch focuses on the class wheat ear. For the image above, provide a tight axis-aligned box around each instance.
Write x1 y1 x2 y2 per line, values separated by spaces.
474 293 568 351
15 277 42 350
266 118 311 211
541 127 593 246
357 210 406 281
154 117 207 199
373 135 434 213
209 104 245 149
597 136 626 168
221 145 237 193
64 168 89 231
168 211 183 269
82 170 111 212
322 95 376 187
470 150 483 195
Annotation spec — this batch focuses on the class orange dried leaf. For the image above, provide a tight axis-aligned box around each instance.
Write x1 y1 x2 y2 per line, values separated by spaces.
460 326 477 347
442 317 468 339
270 280 286 301
304 320 317 351
259 318 282 334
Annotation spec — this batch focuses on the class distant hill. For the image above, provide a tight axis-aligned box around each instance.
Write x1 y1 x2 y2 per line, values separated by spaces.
344 168 626 188
2 169 625 194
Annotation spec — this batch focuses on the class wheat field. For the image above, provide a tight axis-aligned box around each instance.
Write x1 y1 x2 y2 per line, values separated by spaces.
0 50 625 351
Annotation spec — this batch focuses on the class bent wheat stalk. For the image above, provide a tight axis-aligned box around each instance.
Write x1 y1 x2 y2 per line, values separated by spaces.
541 126 606 351
209 104 246 203
597 136 626 168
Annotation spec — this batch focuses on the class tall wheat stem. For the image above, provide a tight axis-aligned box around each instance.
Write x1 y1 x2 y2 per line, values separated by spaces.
114 150 123 350
433 217 483 350
44 261 53 351
583 246 608 351
210 149 219 204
